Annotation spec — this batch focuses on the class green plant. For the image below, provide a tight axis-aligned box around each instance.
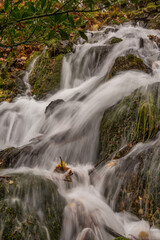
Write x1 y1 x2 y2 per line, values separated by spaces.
0 0 112 49
136 94 159 142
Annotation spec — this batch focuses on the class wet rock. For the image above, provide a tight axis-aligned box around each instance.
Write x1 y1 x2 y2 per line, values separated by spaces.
29 47 64 97
148 35 160 47
15 77 26 92
139 38 144 48
45 99 65 117
0 174 65 240
107 54 151 80
0 146 32 168
98 83 160 226
98 82 160 164
110 37 123 44
80 45 112 77
109 135 160 227
104 27 118 34
78 228 96 240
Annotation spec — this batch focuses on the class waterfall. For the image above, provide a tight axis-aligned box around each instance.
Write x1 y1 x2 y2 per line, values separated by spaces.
0 24 160 240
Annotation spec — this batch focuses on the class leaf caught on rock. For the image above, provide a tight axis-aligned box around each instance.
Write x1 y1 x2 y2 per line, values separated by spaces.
9 180 14 184
54 158 70 173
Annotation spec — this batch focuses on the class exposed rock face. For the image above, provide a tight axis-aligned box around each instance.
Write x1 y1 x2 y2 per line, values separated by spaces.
0 146 32 168
101 135 160 227
45 99 65 117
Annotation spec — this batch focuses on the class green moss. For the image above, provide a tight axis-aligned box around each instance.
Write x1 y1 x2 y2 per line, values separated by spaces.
24 51 40 69
107 54 150 80
146 2 157 9
98 83 160 225
98 91 140 163
0 174 65 240
136 94 159 142
98 83 160 164
110 37 123 44
0 51 19 102
29 48 64 97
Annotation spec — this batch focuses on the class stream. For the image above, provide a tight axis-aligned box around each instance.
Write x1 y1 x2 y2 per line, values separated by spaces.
1 23 160 240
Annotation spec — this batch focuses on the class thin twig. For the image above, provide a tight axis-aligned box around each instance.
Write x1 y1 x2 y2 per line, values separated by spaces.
0 7 105 30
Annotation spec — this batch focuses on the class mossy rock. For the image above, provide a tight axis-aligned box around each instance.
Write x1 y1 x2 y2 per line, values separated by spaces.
107 54 151 80
0 146 31 168
98 83 160 226
98 82 160 164
0 51 26 102
29 46 64 97
108 137 160 227
49 40 73 57
0 70 18 102
0 174 65 240
110 37 123 44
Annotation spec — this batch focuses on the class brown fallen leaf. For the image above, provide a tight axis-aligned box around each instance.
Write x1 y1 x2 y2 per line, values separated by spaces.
9 180 14 185
107 161 117 168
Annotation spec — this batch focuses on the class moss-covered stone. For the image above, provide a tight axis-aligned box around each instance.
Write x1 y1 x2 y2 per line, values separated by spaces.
0 147 25 168
110 37 123 44
98 90 140 163
107 54 151 80
0 174 65 240
0 66 18 102
29 47 64 97
98 82 160 164
98 83 160 226
110 138 160 227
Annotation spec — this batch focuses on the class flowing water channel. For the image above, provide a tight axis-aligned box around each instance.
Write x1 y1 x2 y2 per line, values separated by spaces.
1 24 160 239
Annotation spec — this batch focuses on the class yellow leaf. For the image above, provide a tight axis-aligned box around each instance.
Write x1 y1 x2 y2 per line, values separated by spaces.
9 180 14 184
56 160 67 168
92 24 99 31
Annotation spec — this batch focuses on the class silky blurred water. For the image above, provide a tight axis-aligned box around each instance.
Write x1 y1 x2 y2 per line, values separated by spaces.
1 24 160 239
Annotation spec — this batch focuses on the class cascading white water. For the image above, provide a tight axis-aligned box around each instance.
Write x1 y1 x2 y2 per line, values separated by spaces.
1 23 160 239
22 56 38 96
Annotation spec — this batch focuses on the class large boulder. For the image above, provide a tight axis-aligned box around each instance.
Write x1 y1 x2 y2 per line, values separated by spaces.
0 174 65 240
98 82 160 164
98 82 160 226
29 47 64 98
101 135 160 227
107 54 151 81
